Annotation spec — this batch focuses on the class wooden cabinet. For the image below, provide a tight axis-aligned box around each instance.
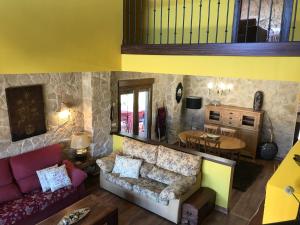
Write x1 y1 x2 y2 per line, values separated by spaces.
205 105 264 158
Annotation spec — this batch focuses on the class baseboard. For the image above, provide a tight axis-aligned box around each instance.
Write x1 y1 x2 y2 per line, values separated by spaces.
215 205 229 215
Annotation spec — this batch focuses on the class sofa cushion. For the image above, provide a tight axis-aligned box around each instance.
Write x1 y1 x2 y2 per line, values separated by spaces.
140 162 155 178
96 152 120 173
0 158 22 204
36 165 58 192
132 178 168 205
119 157 143 179
104 173 138 190
159 176 196 201
123 137 158 164
0 183 22 205
156 146 201 176
0 158 13 186
147 166 192 185
0 186 77 225
63 160 87 188
45 165 72 192
10 144 62 193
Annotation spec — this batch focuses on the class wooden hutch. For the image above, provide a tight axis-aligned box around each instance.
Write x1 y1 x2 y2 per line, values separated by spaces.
205 105 264 159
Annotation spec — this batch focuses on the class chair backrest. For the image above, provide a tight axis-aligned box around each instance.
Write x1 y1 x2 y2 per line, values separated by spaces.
204 138 221 156
220 127 237 137
204 124 219 134
186 135 204 150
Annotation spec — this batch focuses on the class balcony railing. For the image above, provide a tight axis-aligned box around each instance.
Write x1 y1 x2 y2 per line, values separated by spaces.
122 0 300 56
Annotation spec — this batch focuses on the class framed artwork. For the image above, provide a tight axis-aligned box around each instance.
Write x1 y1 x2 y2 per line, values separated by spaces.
5 85 47 142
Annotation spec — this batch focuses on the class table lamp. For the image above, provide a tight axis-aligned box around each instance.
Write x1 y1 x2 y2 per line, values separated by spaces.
71 132 91 161
186 96 202 130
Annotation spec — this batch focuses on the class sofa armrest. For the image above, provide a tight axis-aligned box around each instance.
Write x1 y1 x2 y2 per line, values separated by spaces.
159 176 196 201
63 160 87 188
96 152 119 173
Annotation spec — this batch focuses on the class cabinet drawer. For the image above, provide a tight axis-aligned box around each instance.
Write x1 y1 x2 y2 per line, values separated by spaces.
223 118 240 127
222 110 240 120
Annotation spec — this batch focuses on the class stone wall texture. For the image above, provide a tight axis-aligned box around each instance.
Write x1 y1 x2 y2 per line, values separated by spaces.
0 72 298 159
0 72 112 159
111 72 183 143
0 73 84 158
112 72 299 158
183 75 300 158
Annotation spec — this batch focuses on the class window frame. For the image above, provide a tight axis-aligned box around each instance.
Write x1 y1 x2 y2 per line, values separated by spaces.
118 78 154 139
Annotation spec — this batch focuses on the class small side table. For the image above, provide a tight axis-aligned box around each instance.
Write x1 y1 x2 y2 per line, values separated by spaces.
62 149 99 176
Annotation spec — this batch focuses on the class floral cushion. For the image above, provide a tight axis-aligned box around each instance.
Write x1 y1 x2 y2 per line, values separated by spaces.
159 176 196 201
0 186 77 225
119 157 143 179
140 162 155 178
156 146 201 176
123 137 158 164
147 166 192 185
36 164 58 192
44 165 72 192
104 173 139 190
96 152 120 173
132 178 168 205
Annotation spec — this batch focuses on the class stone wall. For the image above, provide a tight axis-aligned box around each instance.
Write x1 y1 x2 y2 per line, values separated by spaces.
111 72 183 143
0 73 84 158
183 75 300 158
0 72 112 159
240 0 283 41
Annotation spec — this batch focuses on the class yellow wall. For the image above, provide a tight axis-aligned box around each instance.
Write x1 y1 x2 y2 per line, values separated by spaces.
112 134 233 210
263 142 300 224
121 54 300 82
144 0 234 44
0 0 122 74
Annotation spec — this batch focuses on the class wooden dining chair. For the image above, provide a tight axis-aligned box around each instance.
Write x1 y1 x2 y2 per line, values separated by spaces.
204 138 221 156
220 127 237 137
204 124 219 134
186 135 204 151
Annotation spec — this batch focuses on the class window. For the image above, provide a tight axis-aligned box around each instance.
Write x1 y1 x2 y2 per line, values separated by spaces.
118 79 154 139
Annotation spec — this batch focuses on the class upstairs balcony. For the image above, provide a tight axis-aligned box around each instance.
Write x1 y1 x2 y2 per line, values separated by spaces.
121 0 300 56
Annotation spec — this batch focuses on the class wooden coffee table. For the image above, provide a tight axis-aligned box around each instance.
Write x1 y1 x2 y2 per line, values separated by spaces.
37 194 118 225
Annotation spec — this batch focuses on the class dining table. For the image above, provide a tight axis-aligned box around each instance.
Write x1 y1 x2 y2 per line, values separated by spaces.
178 130 246 159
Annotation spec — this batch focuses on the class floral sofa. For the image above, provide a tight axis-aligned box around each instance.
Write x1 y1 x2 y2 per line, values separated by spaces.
0 144 87 225
97 137 202 224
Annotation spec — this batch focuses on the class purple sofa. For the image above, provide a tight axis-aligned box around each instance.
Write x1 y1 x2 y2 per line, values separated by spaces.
0 144 87 225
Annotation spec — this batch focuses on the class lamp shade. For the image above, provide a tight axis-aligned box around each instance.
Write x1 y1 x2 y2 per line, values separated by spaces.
186 96 202 109
70 132 90 149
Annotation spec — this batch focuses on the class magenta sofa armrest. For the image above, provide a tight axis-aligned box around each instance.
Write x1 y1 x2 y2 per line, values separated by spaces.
63 160 87 187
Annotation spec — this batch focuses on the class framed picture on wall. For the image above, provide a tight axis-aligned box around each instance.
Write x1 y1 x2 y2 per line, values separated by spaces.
5 85 47 142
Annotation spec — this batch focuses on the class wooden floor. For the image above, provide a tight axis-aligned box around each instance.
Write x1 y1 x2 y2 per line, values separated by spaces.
88 159 276 225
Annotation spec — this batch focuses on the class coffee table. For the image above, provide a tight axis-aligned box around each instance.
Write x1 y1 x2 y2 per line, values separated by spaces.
37 194 118 225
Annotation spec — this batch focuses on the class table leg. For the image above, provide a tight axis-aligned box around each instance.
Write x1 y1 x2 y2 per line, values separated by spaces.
106 209 118 225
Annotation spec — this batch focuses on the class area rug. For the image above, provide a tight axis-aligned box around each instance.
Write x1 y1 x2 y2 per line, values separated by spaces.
233 160 264 192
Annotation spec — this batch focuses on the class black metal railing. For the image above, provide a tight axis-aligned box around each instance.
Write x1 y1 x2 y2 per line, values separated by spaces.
122 0 300 56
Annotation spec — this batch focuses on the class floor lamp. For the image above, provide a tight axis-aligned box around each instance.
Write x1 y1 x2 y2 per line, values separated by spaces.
186 96 202 130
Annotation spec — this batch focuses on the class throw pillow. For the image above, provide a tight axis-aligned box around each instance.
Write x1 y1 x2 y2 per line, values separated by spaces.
112 155 131 174
44 164 72 192
119 157 143 179
36 164 58 192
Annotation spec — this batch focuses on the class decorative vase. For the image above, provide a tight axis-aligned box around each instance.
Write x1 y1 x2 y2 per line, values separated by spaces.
259 128 278 160
253 91 264 112
259 142 278 160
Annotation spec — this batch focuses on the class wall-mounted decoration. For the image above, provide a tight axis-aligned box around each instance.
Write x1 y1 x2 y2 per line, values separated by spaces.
5 85 47 142
253 91 264 111
176 82 183 103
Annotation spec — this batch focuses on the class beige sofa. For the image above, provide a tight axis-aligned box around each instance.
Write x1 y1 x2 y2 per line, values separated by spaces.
96 137 202 224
